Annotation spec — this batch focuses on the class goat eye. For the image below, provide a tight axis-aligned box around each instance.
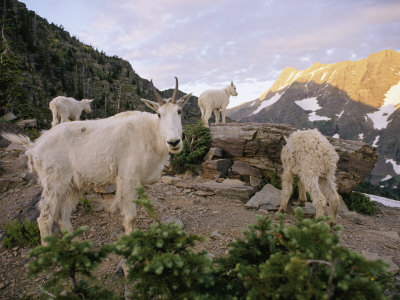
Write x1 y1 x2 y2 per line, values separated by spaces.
178 110 182 114
157 113 161 118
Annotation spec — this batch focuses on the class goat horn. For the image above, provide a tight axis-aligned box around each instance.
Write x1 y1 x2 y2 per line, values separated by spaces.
171 76 178 103
153 88 164 105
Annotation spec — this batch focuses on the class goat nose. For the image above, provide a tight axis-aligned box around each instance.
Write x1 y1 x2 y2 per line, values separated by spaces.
167 139 181 147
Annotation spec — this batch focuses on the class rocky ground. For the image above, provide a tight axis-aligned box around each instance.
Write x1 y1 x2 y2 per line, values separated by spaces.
0 147 400 299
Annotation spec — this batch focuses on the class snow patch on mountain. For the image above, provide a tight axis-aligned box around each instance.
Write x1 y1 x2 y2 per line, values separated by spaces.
372 135 380 147
251 92 282 115
386 159 400 175
367 81 400 130
381 175 392 182
359 133 364 140
336 110 344 119
295 97 331 121
365 194 400 208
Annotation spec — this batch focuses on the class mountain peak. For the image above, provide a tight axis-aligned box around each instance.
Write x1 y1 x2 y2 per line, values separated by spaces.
261 49 400 107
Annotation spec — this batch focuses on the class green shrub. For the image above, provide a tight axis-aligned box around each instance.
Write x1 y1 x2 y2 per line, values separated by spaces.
212 209 389 299
79 196 93 213
28 226 115 299
113 222 214 299
2 219 40 248
171 122 211 173
343 191 379 215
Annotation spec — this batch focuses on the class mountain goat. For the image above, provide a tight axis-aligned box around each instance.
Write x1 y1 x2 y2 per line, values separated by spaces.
198 81 238 127
278 129 340 221
2 77 191 244
49 96 94 127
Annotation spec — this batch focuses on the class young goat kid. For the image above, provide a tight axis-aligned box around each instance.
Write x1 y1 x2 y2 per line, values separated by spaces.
198 81 238 127
49 96 94 127
2 77 191 244
278 129 340 221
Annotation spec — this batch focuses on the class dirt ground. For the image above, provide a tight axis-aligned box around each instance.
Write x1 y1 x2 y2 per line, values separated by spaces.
0 147 400 299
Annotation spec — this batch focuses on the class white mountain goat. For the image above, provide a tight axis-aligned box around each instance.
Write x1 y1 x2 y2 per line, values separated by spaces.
2 77 191 244
278 129 340 221
198 81 238 127
49 96 94 127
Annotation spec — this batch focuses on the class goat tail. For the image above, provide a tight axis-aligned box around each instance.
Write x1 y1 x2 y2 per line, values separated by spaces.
1 133 32 148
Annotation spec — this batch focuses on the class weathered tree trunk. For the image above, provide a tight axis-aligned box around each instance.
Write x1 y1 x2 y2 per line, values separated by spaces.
210 123 378 194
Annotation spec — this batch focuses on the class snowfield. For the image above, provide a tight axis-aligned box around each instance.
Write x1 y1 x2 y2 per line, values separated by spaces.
365 194 400 208
251 92 282 115
386 159 400 175
366 81 400 130
295 97 331 121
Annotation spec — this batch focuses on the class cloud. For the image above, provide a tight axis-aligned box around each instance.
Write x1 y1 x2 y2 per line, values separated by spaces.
22 0 400 103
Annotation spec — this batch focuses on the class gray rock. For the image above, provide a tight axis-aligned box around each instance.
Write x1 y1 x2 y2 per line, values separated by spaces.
15 191 41 222
361 250 399 274
204 147 223 161
219 178 246 186
1 112 17 121
228 160 262 187
301 202 316 218
246 184 281 210
195 190 215 197
210 231 224 240
202 159 232 180
160 216 184 228
194 181 254 202
343 211 365 225
366 230 400 241
22 172 35 182
161 176 182 185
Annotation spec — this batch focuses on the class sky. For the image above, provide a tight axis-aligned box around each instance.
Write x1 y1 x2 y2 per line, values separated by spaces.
21 0 400 108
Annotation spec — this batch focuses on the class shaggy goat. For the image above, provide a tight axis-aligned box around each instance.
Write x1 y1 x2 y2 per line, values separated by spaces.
198 81 238 127
2 77 191 244
278 129 340 221
49 96 94 127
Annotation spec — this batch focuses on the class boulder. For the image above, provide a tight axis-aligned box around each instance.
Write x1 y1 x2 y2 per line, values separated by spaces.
1 112 17 121
161 176 182 185
210 123 378 194
361 251 399 274
245 184 281 210
229 160 262 187
194 181 254 202
202 159 232 180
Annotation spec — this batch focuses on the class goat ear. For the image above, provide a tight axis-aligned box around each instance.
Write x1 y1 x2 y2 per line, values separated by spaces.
141 98 159 112
89 99 94 102
177 93 192 108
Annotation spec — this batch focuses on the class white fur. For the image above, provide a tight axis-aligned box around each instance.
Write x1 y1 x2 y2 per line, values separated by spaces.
278 129 340 221
198 81 238 127
49 96 94 127
3 80 191 244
